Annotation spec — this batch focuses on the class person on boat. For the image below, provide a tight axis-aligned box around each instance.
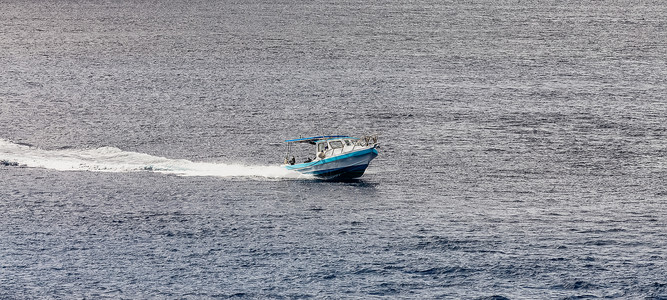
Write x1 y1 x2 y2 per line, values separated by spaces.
318 146 328 159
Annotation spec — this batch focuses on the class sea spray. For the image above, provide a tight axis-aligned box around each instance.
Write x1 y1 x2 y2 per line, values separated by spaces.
0 139 304 179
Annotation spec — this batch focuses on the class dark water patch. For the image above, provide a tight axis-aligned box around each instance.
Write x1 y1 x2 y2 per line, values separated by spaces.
582 239 619 246
409 266 473 276
415 236 482 252
576 228 626 234
354 267 383 275
211 292 250 299
15 141 35 147
1 160 21 167
553 280 598 290
475 296 512 300
643 282 667 299
367 283 400 296
370 111 415 120
562 295 600 299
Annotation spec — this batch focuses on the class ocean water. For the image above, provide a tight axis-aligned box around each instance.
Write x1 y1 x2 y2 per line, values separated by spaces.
1 0 666 298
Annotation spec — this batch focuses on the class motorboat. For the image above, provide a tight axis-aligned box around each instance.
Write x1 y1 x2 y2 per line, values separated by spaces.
283 135 379 180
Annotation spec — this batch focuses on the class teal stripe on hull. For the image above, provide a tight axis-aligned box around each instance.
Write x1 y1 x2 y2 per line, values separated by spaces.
285 147 378 171
285 147 378 179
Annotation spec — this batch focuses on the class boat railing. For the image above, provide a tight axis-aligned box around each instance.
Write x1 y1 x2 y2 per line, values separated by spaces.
355 135 378 147
287 135 378 162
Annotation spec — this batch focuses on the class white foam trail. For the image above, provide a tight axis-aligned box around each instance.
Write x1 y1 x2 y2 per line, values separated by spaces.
0 139 306 179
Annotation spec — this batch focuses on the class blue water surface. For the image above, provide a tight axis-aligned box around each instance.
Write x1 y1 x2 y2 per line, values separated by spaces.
1 0 666 298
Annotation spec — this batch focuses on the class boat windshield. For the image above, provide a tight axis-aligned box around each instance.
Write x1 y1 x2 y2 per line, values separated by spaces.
329 140 344 149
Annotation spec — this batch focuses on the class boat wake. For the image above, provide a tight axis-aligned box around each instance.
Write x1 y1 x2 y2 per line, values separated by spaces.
0 139 305 179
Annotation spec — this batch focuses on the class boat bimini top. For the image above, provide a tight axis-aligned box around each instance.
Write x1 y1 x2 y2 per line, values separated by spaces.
284 135 354 144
